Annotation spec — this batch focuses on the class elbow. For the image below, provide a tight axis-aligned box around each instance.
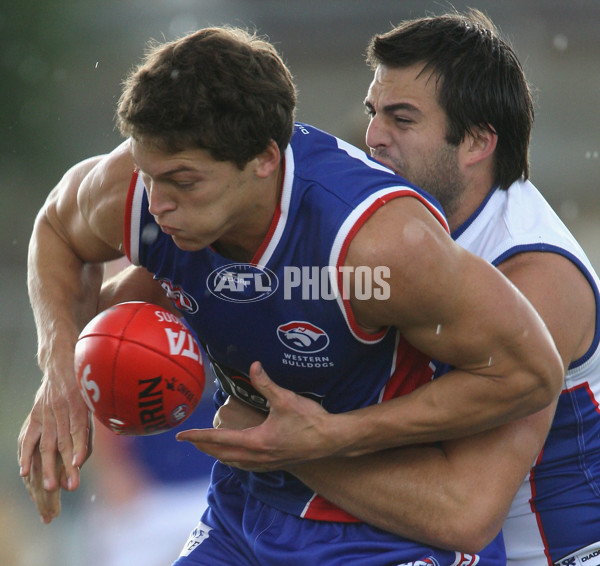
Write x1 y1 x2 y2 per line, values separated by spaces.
532 350 565 409
549 353 566 398
423 488 507 554
433 507 504 554
444 523 502 555
515 339 564 415
395 517 502 554
379 492 505 554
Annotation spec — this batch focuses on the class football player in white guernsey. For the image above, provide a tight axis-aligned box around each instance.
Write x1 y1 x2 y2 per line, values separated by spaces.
207 9 600 566
18 24 563 565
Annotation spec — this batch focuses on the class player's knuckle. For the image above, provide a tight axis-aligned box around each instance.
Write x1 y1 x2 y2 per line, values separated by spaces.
69 417 87 435
38 438 54 454
56 435 71 454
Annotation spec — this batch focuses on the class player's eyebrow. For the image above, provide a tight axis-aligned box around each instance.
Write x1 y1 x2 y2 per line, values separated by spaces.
157 165 198 178
364 99 422 117
136 164 200 179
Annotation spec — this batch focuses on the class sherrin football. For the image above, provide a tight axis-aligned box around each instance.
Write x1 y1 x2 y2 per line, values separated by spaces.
74 301 205 435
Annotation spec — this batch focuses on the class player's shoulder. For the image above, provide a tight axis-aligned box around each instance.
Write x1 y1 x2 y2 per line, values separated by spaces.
57 140 132 192
76 141 134 218
72 141 135 251
350 197 451 264
83 140 135 195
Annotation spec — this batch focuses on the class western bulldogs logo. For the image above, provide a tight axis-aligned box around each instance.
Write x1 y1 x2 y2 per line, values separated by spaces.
206 263 278 303
158 278 199 314
277 321 330 353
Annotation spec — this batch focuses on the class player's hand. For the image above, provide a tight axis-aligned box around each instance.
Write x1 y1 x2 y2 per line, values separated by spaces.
20 440 64 524
18 369 93 521
177 362 338 471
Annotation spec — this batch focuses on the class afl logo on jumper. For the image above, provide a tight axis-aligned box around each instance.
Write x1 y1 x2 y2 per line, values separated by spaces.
206 263 279 303
277 321 330 353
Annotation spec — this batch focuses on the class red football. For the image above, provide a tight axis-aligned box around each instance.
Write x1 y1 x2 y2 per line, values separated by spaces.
74 301 205 435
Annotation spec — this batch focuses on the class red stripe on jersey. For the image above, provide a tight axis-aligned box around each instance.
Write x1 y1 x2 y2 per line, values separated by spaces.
301 494 361 523
251 158 285 265
528 381 600 566
381 334 434 401
528 436 553 565
123 169 139 262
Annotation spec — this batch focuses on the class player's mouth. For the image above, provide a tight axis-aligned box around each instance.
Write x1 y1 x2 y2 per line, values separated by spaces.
371 151 401 176
159 224 180 235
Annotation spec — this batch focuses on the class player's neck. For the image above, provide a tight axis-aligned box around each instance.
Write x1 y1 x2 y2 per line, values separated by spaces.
212 164 284 263
446 176 495 233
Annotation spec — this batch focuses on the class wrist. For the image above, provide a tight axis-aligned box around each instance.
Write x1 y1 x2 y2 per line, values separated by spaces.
327 406 394 458
37 331 78 382
322 411 367 458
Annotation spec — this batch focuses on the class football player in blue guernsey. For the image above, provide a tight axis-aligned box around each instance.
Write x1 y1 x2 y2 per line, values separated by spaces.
202 11 600 566
19 26 564 565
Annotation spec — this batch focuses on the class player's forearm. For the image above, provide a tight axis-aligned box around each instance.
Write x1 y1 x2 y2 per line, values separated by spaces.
27 212 103 373
327 362 558 457
290 446 501 553
324 313 562 457
292 448 458 546
292 404 554 552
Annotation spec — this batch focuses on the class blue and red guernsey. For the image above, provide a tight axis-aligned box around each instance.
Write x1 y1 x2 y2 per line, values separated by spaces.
125 123 447 521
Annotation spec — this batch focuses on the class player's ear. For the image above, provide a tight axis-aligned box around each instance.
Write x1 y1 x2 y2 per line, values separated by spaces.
462 125 497 167
254 140 281 178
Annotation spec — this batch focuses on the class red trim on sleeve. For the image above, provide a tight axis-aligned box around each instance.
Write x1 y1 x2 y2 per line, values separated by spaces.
336 189 414 342
336 188 449 342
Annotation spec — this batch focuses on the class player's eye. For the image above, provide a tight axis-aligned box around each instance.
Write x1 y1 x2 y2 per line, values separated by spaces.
393 116 412 126
172 179 199 190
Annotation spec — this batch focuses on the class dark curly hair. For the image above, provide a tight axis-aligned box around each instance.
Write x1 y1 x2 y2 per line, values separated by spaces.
117 27 297 169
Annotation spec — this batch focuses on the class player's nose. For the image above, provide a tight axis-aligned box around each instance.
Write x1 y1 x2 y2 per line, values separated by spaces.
147 182 176 216
365 114 390 152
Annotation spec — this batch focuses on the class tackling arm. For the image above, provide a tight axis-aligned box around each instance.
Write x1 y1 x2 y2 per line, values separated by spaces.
291 405 556 552
290 250 593 550
18 142 134 522
209 250 590 551
325 197 565 454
